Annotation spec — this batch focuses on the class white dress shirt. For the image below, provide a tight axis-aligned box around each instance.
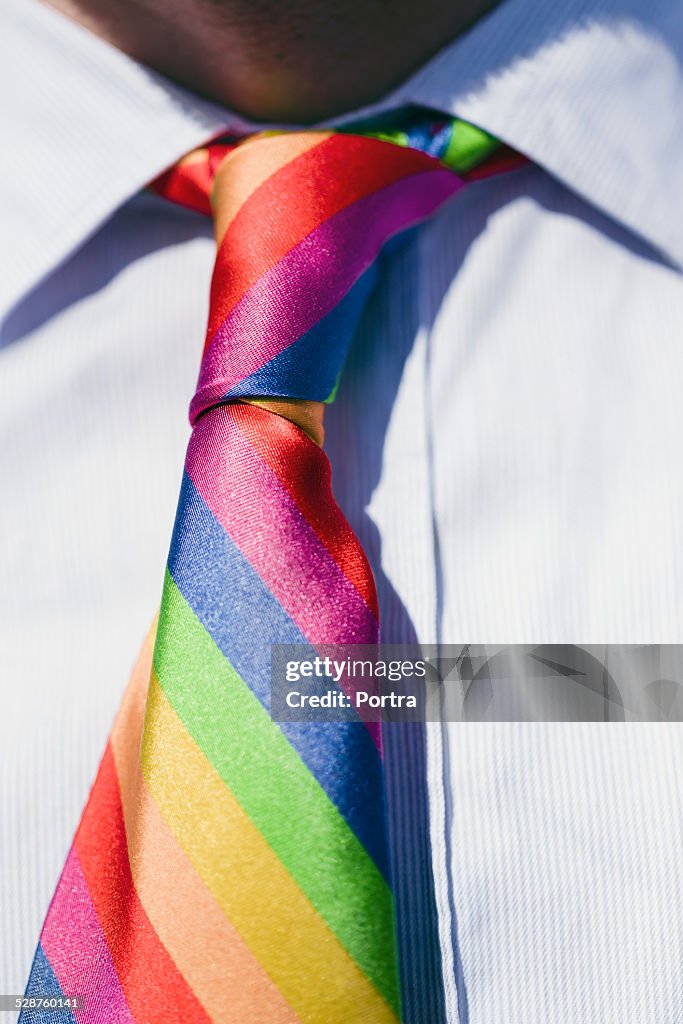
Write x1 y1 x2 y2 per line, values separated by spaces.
2 0 683 1020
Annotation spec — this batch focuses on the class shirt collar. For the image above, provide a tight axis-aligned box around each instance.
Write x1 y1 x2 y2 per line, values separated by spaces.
340 0 683 270
3 0 683 320
1 0 251 319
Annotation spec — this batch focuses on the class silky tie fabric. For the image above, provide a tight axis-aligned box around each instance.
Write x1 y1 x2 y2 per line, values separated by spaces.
22 114 523 1023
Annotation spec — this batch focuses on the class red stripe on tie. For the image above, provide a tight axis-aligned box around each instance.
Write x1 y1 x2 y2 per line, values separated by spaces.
74 744 212 1024
206 133 443 340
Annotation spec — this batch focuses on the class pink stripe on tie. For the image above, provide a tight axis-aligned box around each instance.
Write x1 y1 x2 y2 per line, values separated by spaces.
190 168 460 421
186 405 379 648
41 847 133 1024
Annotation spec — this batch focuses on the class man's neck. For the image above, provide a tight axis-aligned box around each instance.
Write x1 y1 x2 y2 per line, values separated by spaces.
42 0 501 123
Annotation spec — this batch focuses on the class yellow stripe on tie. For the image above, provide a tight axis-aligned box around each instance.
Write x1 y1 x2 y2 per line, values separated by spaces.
141 674 399 1024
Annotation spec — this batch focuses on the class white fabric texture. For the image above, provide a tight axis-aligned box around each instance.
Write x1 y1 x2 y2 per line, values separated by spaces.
429 723 683 1023
2 0 683 1019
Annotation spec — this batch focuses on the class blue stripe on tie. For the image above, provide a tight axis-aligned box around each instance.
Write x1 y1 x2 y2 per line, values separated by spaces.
19 944 76 1024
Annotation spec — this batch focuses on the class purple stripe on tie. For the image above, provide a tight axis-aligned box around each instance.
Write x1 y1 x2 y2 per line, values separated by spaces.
41 847 133 1024
190 168 460 421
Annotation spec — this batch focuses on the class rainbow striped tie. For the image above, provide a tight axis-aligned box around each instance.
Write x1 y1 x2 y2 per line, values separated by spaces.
22 114 522 1023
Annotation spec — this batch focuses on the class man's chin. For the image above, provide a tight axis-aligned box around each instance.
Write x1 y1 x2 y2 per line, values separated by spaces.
40 0 502 123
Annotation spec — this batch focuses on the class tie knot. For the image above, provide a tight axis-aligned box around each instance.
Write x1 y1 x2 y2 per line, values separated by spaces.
151 115 523 426
195 130 465 424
